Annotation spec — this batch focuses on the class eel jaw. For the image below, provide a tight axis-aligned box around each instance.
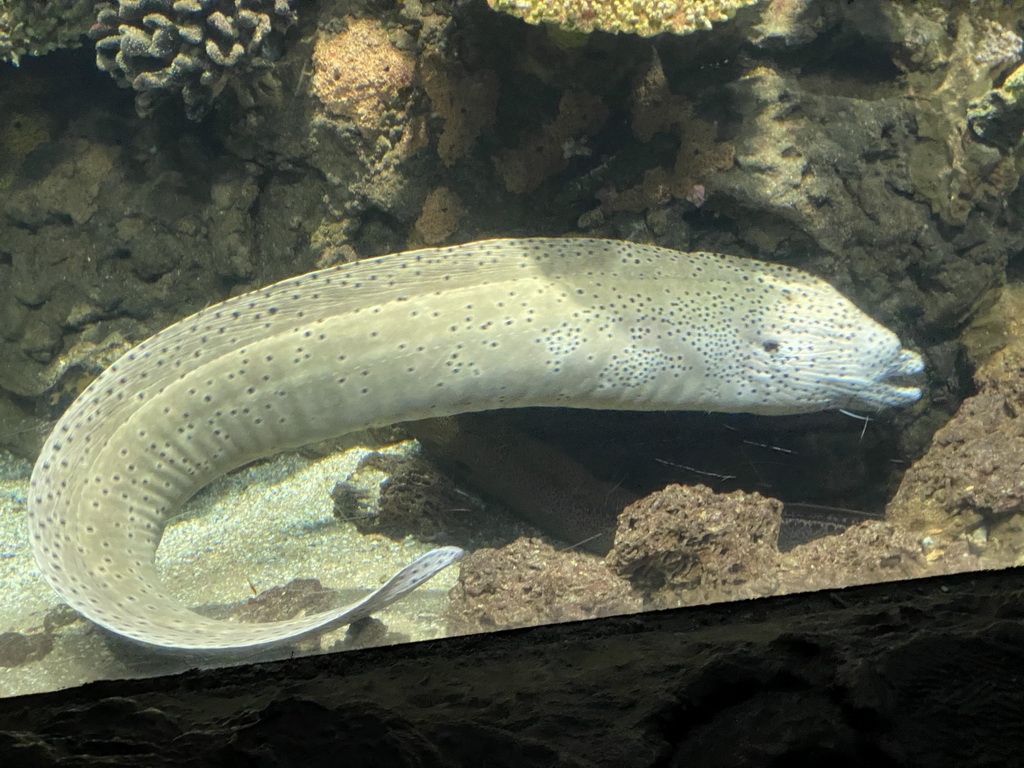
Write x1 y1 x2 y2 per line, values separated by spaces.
856 347 926 411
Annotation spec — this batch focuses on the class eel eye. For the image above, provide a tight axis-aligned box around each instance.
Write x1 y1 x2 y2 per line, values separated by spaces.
762 340 780 353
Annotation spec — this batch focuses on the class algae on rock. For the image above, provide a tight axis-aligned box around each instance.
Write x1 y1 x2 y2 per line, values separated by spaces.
485 0 761 37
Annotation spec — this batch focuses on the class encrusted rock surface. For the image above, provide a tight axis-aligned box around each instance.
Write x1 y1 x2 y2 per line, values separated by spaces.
778 520 979 594
336 451 491 544
493 89 608 194
970 61 1024 150
412 185 466 245
446 537 642 634
888 331 1024 565
445 472 986 633
310 19 415 136
607 484 782 606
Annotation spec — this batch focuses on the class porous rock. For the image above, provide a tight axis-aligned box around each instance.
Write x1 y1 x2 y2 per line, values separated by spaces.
446 538 642 634
230 578 337 625
607 483 783 606
336 452 489 545
888 335 1024 564
778 520 968 595
310 19 416 136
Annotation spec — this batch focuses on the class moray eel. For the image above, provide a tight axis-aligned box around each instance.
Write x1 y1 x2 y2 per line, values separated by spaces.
28 238 923 651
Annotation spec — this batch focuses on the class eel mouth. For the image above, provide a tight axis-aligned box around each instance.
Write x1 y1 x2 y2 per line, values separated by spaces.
873 347 926 407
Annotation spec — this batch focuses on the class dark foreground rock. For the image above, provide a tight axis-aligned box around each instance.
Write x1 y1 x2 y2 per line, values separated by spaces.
1 566 1023 767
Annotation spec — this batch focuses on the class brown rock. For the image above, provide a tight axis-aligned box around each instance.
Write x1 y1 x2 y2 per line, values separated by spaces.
413 187 465 246
338 452 488 544
607 484 782 607
421 55 499 167
493 90 607 194
778 520 978 594
888 339 1024 563
446 538 641 634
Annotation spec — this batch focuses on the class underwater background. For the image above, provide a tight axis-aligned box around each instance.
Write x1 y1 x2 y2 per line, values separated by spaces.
2 0 1024 697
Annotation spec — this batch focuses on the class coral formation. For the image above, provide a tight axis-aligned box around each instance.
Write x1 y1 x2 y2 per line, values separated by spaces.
0 0 95 65
486 0 760 36
90 0 298 118
311 19 416 137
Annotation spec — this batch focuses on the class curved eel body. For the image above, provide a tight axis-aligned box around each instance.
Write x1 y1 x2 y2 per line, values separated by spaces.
29 238 923 651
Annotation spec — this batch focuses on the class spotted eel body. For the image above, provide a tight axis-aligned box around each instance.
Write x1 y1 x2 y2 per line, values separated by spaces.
29 238 923 651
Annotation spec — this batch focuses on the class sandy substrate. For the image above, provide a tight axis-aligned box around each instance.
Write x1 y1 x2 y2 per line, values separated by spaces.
0 441 488 698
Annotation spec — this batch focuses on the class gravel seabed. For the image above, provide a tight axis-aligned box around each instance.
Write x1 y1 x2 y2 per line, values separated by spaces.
0 440 479 697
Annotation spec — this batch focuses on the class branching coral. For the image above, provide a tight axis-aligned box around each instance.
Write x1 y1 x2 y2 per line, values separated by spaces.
0 0 96 65
90 0 298 119
486 0 760 37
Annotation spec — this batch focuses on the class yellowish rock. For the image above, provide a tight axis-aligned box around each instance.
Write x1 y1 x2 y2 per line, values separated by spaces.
413 187 466 245
487 0 761 36
310 19 415 136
